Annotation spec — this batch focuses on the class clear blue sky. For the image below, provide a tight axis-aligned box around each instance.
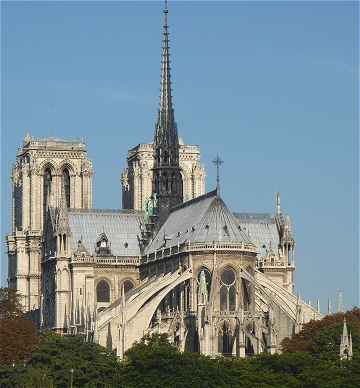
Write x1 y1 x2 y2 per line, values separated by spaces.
1 1 358 311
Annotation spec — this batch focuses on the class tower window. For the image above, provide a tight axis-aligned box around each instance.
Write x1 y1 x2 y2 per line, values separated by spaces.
63 168 71 208
43 168 52 223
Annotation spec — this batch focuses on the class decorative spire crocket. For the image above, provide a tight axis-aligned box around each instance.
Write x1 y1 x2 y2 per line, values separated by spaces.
152 1 183 224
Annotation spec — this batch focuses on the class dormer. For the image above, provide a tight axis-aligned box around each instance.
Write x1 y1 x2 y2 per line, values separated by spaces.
95 232 111 255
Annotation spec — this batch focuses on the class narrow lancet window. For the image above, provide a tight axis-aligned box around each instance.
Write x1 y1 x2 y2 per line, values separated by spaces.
63 168 70 208
43 168 52 221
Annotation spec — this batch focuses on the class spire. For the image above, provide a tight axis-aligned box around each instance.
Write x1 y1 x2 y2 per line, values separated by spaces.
155 0 177 146
152 0 183 225
342 317 349 339
340 316 352 360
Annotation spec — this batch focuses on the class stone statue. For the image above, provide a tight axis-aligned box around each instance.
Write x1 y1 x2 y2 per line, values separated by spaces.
199 270 208 304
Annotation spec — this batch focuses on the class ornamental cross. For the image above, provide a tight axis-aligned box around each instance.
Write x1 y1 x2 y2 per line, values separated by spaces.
212 154 224 193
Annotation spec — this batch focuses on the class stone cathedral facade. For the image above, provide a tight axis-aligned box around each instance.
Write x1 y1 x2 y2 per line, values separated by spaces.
6 4 321 357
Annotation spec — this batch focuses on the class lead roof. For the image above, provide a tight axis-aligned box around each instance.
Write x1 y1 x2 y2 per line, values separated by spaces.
68 209 143 256
145 190 254 253
65 197 283 258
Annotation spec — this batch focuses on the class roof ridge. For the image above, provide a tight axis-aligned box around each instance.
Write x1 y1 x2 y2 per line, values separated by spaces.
170 189 217 213
68 208 144 215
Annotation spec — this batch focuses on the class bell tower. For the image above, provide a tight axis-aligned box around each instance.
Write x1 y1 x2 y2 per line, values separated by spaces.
6 132 93 311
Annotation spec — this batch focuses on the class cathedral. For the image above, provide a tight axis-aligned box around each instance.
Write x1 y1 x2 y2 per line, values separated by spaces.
6 4 321 357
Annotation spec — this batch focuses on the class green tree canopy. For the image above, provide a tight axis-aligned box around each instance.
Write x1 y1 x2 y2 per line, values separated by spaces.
281 308 360 359
0 287 39 365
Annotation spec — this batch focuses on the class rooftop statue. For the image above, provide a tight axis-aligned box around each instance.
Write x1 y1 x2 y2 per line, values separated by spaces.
144 193 158 224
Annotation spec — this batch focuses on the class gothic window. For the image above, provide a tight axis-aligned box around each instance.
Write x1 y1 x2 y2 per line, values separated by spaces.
122 280 134 295
162 172 168 192
171 173 176 193
43 168 52 221
63 168 71 208
163 150 169 165
220 267 237 312
242 279 251 311
218 322 233 356
184 330 200 353
96 280 110 303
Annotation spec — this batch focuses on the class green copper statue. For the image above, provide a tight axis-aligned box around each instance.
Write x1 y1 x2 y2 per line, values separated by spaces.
144 193 158 224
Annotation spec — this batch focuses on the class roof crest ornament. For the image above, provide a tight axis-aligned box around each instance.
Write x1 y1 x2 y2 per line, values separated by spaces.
212 155 223 197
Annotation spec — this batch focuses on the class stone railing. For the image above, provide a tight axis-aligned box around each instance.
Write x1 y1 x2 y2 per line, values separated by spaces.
257 259 295 268
71 255 140 266
26 138 85 148
142 241 256 264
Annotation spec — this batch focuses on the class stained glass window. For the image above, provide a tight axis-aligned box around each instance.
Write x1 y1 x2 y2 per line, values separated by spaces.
220 267 236 311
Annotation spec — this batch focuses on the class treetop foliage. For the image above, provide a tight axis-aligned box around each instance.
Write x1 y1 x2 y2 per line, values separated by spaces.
0 288 39 365
1 300 360 387
281 308 360 359
0 287 24 320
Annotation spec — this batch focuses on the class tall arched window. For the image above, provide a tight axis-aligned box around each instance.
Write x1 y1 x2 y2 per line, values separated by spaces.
63 168 70 208
96 280 110 303
220 267 236 312
43 168 52 221
242 279 251 311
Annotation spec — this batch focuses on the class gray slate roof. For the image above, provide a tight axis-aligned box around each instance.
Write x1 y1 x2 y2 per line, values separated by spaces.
68 209 143 256
234 213 279 257
146 190 253 253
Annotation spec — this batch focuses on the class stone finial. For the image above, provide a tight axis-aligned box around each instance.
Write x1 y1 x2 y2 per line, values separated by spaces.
275 192 281 217
24 130 31 144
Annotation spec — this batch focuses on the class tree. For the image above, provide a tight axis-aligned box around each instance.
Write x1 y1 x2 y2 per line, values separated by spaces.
0 288 39 365
27 332 120 387
0 288 24 319
281 308 360 359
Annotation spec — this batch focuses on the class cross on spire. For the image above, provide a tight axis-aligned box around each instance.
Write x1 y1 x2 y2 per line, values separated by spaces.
212 155 223 195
